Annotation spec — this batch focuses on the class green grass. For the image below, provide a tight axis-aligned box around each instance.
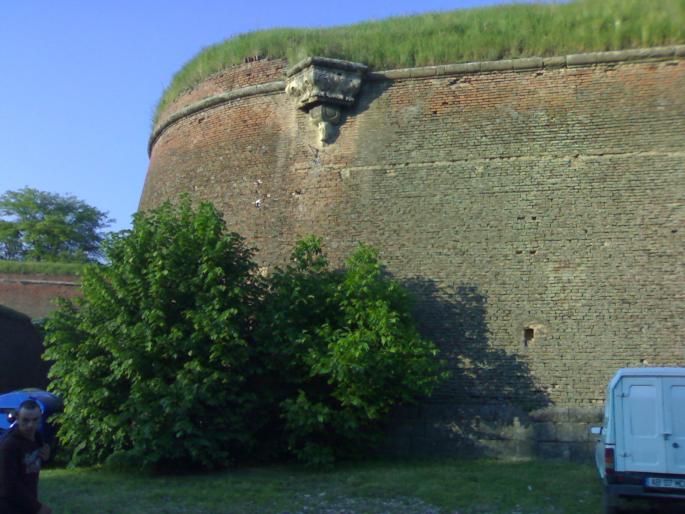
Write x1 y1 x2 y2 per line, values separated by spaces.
0 260 84 275
41 458 604 514
154 0 685 124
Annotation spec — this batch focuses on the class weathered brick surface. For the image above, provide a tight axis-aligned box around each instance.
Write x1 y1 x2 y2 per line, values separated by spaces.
141 51 685 415
0 273 81 319
157 59 288 125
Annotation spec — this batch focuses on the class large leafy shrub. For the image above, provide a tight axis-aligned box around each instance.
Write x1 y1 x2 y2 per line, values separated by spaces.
256 237 447 465
44 201 446 469
44 198 262 469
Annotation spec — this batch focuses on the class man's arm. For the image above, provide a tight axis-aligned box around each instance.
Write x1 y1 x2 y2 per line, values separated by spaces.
37 444 50 462
0 440 43 514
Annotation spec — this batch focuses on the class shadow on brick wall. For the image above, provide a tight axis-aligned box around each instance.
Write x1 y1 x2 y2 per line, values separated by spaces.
0 305 50 393
380 278 552 458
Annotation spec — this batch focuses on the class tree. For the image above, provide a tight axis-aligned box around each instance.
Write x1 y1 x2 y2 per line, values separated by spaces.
44 198 263 469
0 187 112 262
256 237 448 465
44 199 447 469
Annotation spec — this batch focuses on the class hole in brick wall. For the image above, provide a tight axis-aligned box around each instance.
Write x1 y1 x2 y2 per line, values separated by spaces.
524 327 535 346
531 216 537 220
517 216 525 220
515 250 522 254
431 110 437 115
197 117 205 124
530 250 537 255
641 359 648 365
672 229 678 233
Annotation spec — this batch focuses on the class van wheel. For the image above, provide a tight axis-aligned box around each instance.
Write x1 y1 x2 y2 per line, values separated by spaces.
603 488 621 514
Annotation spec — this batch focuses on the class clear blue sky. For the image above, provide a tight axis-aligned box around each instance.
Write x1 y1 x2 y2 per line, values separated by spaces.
1 0 554 232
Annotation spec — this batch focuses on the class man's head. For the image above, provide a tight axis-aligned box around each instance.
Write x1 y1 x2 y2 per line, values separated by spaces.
15 399 42 440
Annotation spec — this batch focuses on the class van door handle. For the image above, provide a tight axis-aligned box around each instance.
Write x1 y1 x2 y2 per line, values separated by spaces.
664 433 672 440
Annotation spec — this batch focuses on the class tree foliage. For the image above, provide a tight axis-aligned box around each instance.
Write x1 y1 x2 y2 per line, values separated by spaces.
0 187 111 262
256 236 447 465
44 201 446 469
44 198 261 468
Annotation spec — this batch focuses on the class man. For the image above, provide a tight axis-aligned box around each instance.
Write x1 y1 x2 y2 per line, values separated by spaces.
0 400 52 514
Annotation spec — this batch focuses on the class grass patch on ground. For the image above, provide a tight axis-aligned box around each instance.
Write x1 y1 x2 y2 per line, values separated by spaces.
154 0 685 124
41 458 603 514
0 260 84 275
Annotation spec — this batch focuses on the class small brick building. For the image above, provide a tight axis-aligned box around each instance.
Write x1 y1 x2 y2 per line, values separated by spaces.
0 272 80 393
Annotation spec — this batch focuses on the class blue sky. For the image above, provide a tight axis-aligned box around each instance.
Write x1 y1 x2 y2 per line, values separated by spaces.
1 0 554 232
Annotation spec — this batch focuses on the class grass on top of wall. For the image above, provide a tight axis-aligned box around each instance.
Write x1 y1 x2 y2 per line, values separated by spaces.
0 260 84 276
154 0 685 124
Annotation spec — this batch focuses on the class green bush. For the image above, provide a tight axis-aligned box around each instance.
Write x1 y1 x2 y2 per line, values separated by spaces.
44 198 262 469
44 203 446 469
257 237 447 465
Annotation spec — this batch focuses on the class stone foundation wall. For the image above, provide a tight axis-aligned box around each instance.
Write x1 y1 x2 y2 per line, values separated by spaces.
383 404 603 461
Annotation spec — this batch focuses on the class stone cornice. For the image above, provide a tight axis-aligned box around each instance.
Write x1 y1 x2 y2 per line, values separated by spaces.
148 45 685 155
366 44 685 81
0 277 80 286
285 56 368 77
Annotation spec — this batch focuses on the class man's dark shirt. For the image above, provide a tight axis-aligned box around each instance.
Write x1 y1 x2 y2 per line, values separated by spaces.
0 427 43 514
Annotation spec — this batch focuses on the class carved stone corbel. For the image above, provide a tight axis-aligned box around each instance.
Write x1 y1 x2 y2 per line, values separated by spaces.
286 57 367 145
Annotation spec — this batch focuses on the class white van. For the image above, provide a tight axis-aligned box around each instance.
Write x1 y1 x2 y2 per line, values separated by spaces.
592 367 685 513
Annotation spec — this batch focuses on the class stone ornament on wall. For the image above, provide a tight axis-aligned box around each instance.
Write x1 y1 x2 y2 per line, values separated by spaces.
286 57 367 144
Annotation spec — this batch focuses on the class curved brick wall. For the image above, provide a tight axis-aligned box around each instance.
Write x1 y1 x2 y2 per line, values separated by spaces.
141 47 685 420
156 59 289 127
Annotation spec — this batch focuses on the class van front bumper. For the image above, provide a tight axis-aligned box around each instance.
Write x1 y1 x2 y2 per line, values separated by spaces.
608 483 685 501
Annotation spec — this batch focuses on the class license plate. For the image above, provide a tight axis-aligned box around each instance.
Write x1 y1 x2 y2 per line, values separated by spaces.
646 477 685 490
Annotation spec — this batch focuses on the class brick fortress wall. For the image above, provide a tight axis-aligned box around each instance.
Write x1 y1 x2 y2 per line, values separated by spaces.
141 47 685 459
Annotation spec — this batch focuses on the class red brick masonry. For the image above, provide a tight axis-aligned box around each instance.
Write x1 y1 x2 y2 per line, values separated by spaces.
141 47 685 409
0 273 81 319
